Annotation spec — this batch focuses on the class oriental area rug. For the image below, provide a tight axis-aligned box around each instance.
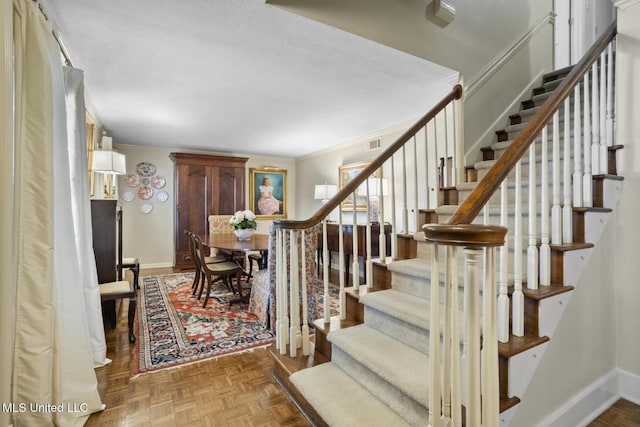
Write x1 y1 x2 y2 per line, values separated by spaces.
134 272 275 375
134 272 339 375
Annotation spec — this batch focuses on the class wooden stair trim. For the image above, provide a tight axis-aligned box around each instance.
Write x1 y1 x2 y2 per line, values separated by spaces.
522 284 574 300
498 334 550 358
549 242 595 252
269 344 330 427
593 174 625 181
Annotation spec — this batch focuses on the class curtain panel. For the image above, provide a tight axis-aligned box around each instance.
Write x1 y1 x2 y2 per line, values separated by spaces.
12 0 105 424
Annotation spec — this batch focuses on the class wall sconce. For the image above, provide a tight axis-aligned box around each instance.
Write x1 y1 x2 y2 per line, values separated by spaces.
357 177 389 223
314 183 338 204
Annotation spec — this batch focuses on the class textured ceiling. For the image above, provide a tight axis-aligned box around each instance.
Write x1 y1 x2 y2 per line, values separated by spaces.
40 0 458 158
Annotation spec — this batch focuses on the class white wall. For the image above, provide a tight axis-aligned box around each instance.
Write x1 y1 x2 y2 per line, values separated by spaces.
269 0 554 164
613 7 640 377
114 144 295 268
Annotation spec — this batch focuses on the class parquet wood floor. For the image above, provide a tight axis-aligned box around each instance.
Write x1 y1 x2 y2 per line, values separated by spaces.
86 268 309 427
87 269 640 426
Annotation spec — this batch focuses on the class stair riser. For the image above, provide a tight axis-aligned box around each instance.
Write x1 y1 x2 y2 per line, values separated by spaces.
330 346 428 426
364 306 429 354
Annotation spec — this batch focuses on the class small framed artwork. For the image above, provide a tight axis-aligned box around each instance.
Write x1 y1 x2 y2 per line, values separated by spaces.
249 168 287 219
339 161 379 211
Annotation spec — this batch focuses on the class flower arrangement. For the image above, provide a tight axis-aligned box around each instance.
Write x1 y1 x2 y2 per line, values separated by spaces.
229 210 257 230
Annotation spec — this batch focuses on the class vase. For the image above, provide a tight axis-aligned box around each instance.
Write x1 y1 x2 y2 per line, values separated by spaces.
234 229 255 241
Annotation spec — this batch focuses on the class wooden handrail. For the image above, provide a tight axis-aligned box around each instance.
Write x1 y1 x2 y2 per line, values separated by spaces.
274 84 463 231
445 20 616 225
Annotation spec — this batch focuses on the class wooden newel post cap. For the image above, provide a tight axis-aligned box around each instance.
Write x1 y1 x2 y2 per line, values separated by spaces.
422 224 508 248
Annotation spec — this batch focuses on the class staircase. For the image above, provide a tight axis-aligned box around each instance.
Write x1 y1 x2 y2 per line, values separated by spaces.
270 22 620 427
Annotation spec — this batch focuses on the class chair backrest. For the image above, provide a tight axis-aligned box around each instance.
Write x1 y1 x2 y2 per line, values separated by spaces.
208 215 234 234
185 230 203 272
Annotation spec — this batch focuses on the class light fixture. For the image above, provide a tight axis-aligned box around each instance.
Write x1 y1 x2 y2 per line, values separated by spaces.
314 183 338 204
357 177 389 223
91 133 126 175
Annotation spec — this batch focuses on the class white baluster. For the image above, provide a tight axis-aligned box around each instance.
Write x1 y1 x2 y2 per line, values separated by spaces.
513 160 524 337
599 52 608 174
425 123 431 210
464 248 482 427
414 135 419 233
455 89 465 187
289 230 300 357
390 154 398 259
338 206 346 319
563 98 573 244
322 220 331 322
364 179 372 289
352 191 359 291
276 229 288 353
442 246 453 423
540 125 551 286
450 247 462 427
433 117 440 209
606 43 614 148
573 83 583 207
429 243 441 427
402 145 409 233
591 61 601 176
300 231 310 356
498 181 510 342
482 247 499 427
527 142 539 291
551 111 562 245
583 72 593 207
379 167 387 263
443 105 450 188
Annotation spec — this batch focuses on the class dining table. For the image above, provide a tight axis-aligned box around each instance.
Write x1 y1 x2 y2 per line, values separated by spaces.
202 232 269 303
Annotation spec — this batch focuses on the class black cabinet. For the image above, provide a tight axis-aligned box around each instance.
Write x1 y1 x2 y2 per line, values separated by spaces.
90 199 118 327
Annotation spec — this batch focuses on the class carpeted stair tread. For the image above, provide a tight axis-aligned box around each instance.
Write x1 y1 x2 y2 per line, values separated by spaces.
361 289 429 330
328 324 430 406
290 362 412 427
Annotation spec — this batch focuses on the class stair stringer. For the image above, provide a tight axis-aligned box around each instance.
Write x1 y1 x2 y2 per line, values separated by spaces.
500 187 623 426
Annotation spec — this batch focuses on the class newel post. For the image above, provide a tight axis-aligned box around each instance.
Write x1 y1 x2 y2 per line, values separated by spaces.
423 223 507 427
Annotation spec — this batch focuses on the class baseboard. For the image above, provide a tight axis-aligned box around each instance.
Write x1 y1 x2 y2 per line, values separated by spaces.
537 368 640 427
140 262 174 270
619 368 640 405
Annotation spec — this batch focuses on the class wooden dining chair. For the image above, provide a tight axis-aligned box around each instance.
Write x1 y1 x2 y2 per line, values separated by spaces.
193 234 244 308
99 279 136 343
185 230 227 295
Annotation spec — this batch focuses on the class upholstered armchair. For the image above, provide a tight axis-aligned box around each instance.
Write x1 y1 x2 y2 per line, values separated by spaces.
248 223 322 330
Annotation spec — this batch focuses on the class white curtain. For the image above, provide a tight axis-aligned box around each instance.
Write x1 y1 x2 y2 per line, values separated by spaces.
12 0 105 425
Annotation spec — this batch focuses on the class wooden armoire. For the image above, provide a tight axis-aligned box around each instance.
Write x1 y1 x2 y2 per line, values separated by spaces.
170 153 248 269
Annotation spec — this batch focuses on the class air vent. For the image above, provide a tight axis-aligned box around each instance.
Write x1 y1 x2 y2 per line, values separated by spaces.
366 138 382 151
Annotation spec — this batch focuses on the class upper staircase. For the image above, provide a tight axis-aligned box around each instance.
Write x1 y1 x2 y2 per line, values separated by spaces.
268 21 620 427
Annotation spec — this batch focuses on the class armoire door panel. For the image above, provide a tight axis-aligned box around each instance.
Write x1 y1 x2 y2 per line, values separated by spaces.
170 153 248 269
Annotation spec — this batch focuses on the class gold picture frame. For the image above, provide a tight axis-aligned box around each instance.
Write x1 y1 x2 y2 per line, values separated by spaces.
338 161 380 211
249 168 288 219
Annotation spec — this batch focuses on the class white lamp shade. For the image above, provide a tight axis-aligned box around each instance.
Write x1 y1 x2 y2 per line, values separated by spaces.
314 184 338 201
357 177 388 196
91 150 126 174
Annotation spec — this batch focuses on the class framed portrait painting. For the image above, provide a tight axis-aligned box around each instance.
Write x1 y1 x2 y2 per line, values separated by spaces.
338 161 379 211
249 168 287 219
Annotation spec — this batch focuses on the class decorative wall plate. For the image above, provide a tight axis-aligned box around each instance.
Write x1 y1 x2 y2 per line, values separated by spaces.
156 190 169 202
122 189 136 202
136 162 156 177
139 203 153 214
150 175 166 189
126 173 141 187
138 185 154 200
